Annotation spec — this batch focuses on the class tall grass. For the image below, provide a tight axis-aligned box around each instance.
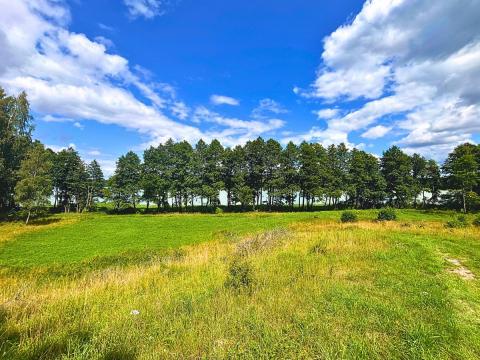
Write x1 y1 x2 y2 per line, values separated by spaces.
0 211 479 358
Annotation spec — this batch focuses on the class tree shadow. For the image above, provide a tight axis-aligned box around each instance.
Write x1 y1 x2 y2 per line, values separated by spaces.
28 217 62 226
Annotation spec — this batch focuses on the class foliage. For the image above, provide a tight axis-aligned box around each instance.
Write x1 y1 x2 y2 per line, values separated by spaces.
340 210 358 223
0 88 33 210
473 216 480 227
377 207 397 221
224 258 255 292
14 143 53 224
445 215 469 228
381 146 413 207
2 86 480 216
112 151 142 209
443 143 480 213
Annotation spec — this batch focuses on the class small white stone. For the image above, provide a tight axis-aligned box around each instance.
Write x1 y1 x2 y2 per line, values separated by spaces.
131 310 140 315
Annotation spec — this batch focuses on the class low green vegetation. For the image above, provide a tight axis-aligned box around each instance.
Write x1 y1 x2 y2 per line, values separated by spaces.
445 215 470 229
0 212 316 269
472 216 480 227
340 210 358 223
377 207 397 221
0 210 479 359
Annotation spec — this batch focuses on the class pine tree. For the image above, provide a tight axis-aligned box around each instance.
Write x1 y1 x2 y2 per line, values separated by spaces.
203 139 224 206
279 142 299 208
423 159 441 206
298 142 319 209
381 146 413 207
264 139 282 209
348 149 385 209
244 137 266 208
230 145 252 209
443 143 479 213
53 148 85 212
411 153 427 208
86 160 105 210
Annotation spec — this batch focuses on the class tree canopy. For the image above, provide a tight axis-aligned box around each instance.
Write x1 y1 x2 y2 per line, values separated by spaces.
1 86 480 218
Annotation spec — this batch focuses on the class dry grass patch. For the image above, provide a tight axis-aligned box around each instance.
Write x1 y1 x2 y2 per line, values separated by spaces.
0 215 78 244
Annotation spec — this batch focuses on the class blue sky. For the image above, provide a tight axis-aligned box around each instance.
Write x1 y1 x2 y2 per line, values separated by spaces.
0 0 479 174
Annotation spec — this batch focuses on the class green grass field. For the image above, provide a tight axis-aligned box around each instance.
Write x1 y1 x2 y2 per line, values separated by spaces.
1 210 479 359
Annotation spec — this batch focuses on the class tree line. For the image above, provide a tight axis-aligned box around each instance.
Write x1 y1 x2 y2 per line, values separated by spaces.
1 88 479 222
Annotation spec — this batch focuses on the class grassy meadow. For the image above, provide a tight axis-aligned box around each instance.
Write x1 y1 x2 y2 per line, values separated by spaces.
1 210 479 359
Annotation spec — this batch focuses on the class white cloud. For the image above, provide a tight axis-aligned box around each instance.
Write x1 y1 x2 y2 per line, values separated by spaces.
42 115 74 123
298 0 480 157
87 150 101 156
210 94 240 106
98 23 115 32
46 143 76 152
315 108 339 119
124 0 165 19
251 98 288 119
0 0 285 173
191 106 285 147
171 101 189 120
94 36 114 49
73 121 84 129
361 125 392 139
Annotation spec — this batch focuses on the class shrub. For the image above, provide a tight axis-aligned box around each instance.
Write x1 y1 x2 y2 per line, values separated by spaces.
225 258 255 293
445 215 469 228
215 207 224 215
473 216 480 227
377 208 397 221
341 211 358 223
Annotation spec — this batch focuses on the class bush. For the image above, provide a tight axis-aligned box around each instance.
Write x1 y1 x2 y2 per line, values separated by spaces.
215 207 224 215
445 215 469 228
341 211 358 223
473 216 480 227
225 258 255 293
377 208 397 221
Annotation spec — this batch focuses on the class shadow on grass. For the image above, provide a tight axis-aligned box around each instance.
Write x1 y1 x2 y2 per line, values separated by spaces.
0 314 137 360
27 217 62 226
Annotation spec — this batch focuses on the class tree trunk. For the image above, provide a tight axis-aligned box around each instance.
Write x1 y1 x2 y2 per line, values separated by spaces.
25 210 31 225
462 189 467 213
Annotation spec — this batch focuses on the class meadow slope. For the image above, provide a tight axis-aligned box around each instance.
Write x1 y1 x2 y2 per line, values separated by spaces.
0 210 479 359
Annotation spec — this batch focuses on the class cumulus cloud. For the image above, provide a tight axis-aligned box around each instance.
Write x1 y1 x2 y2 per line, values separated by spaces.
361 125 392 139
210 95 240 106
0 0 284 173
314 108 339 120
298 0 480 157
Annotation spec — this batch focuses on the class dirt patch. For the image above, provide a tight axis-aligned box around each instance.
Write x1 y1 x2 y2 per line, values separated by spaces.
446 257 475 280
